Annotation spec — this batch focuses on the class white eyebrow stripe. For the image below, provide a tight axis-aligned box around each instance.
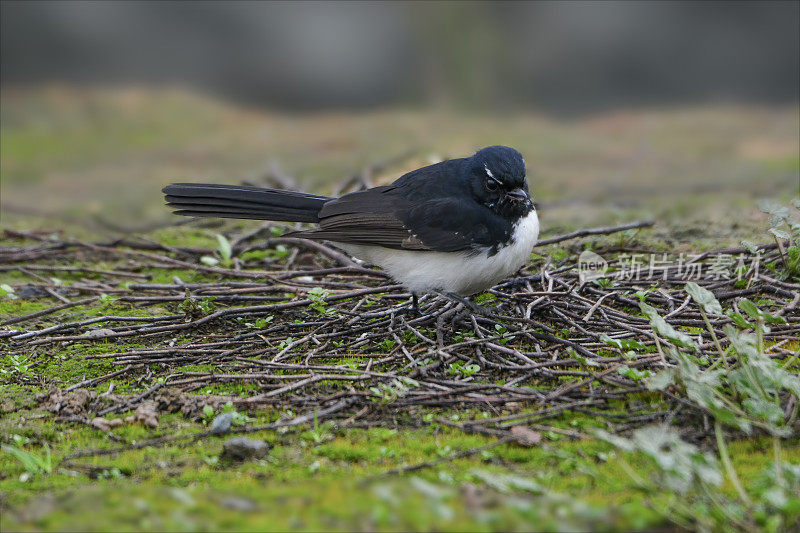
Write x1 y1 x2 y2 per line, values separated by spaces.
484 164 502 184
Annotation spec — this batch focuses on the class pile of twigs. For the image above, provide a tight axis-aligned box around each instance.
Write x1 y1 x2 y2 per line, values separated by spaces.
2 225 798 446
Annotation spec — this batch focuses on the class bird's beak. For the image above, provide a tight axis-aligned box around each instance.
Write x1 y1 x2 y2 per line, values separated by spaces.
507 187 529 201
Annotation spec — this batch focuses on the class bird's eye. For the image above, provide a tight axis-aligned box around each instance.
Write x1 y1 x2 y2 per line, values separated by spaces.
486 180 499 192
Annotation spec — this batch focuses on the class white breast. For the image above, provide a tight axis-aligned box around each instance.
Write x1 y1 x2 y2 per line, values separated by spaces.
338 210 539 296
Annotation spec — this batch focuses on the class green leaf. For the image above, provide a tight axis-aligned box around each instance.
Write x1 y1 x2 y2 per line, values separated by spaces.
758 200 790 227
0 284 18 300
727 312 754 329
738 298 760 319
2 444 52 476
646 368 676 391
629 425 722 493
741 240 759 254
742 396 785 425
569 347 600 368
761 312 787 325
724 325 759 360
216 234 232 261
685 282 723 315
769 228 791 240
200 256 219 267
708 403 752 434
593 429 635 452
600 333 646 350
738 298 786 324
462 364 480 377
617 365 650 381
640 302 698 349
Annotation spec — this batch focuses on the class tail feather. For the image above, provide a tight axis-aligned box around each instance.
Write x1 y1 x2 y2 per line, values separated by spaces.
163 183 330 223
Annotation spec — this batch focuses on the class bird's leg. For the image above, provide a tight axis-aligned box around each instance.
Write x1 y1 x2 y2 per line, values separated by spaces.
399 293 421 317
438 291 496 317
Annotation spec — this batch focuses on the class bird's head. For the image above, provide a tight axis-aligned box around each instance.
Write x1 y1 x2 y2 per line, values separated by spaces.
468 146 533 219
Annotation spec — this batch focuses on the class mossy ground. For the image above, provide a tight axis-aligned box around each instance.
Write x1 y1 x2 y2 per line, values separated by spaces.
1 263 797 530
1 88 798 531
2 401 797 531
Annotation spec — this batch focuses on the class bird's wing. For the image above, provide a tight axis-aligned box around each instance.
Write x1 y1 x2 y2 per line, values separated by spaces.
290 186 496 252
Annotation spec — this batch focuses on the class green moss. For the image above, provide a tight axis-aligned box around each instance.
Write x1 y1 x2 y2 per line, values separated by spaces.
194 383 260 396
142 268 221 285
474 293 497 304
0 300 53 318
2 406 794 532
36 345 117 382
174 364 216 373
545 248 569 262
147 228 218 250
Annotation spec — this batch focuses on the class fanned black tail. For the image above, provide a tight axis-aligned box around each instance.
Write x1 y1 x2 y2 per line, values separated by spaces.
163 183 330 223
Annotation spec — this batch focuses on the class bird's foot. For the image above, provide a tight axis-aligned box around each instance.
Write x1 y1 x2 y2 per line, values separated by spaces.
438 291 496 317
396 293 421 317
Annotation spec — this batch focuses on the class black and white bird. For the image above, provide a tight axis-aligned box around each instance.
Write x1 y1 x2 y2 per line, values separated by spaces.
163 145 538 301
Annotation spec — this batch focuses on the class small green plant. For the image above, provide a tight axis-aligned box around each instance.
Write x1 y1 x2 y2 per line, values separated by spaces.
610 280 800 530
634 289 652 302
96 467 124 480
96 293 119 310
616 365 650 381
447 360 481 378
221 401 254 426
599 333 646 351
11 434 29 446
0 283 18 300
596 424 799 532
2 443 53 481
369 377 419 404
200 233 234 267
593 277 614 289
178 292 217 318
756 199 800 280
494 324 512 345
645 284 797 436
269 244 290 260
276 336 295 351
402 330 418 344
236 315 274 329
307 287 334 315
378 338 396 352
475 292 496 304
202 402 253 426
452 330 475 343
1 354 34 377
615 228 639 248
301 410 334 444
568 347 600 369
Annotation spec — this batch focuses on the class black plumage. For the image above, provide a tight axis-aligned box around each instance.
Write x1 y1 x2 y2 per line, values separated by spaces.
163 183 329 222
163 146 533 256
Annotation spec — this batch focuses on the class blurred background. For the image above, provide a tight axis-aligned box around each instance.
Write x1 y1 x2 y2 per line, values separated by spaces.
1 0 798 241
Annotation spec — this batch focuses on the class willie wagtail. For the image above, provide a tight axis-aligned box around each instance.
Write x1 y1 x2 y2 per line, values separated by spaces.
163 145 539 299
